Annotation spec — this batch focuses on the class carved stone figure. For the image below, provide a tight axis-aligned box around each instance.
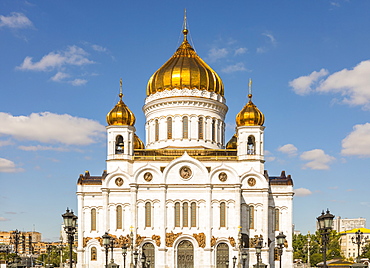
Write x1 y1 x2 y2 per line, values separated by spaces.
152 235 161 247
166 232 182 247
193 233 206 248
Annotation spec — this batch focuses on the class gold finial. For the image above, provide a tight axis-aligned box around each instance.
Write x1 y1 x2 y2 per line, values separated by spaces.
248 78 253 100
183 9 188 40
119 78 123 99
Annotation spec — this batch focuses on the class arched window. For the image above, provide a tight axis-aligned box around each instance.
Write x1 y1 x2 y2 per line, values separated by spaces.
91 208 96 231
145 202 151 227
155 120 159 142
275 208 280 231
115 135 124 154
249 205 254 229
212 119 216 142
198 117 204 140
247 136 255 155
91 247 97 261
167 117 172 139
183 202 189 227
191 202 196 227
220 202 226 228
182 116 188 139
116 205 122 229
216 243 229 268
175 202 180 227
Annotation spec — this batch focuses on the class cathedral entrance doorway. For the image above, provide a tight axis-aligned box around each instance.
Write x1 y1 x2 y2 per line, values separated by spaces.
143 242 155 265
177 240 194 268
216 243 229 268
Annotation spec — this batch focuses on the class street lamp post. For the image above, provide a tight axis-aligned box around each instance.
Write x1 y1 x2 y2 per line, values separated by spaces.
317 209 335 268
62 209 78 268
232 256 237 268
225 260 229 268
122 245 127 268
351 230 365 263
276 232 286 268
133 251 138 268
102 232 111 268
241 251 248 268
307 232 311 268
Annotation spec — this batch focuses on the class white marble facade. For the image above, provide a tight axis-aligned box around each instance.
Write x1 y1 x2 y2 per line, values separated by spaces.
76 27 294 268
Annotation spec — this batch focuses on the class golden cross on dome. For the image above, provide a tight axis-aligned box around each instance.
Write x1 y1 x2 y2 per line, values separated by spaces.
248 78 253 101
119 78 123 99
183 9 188 40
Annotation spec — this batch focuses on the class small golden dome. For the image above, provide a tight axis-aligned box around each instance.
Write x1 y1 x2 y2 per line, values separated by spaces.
236 94 265 127
134 134 144 149
226 134 237 149
106 92 136 126
146 29 224 96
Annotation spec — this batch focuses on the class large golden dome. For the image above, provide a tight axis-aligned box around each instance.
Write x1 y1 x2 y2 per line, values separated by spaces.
106 92 136 126
236 94 265 127
146 29 224 96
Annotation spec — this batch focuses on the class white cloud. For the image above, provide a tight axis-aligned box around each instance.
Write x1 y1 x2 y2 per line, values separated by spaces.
289 69 329 95
341 123 370 157
91 44 107 52
0 158 23 173
16 45 94 71
234 47 247 55
0 12 33 29
290 60 370 109
0 112 105 145
294 188 313 197
70 78 87 86
18 145 70 152
317 60 370 109
256 47 266 54
0 140 13 147
51 72 70 82
0 217 10 221
221 62 247 73
262 32 276 45
208 48 228 62
278 144 298 156
264 150 276 161
300 149 335 170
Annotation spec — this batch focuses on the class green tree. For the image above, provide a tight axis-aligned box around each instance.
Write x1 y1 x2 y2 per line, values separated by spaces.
293 230 343 266
361 242 370 259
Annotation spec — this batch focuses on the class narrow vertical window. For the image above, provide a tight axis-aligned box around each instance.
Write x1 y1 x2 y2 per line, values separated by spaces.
145 202 151 227
191 202 196 227
249 205 254 229
183 202 189 227
247 136 255 155
116 205 122 229
91 208 96 231
155 119 159 141
198 117 204 140
183 116 188 139
275 208 280 231
220 202 226 227
91 247 97 261
212 119 216 142
175 202 180 227
167 117 172 139
115 135 124 154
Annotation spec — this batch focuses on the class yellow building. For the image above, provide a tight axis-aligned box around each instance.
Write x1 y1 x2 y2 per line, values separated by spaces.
339 228 370 259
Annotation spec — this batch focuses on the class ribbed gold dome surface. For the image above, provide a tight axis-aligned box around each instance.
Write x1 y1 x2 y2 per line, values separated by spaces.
146 29 224 96
226 134 237 149
236 94 265 127
134 134 144 149
106 93 136 126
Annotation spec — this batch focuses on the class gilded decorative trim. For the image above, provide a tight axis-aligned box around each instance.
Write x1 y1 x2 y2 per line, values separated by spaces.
152 235 161 247
193 233 206 248
210 236 217 247
228 237 235 247
165 232 182 247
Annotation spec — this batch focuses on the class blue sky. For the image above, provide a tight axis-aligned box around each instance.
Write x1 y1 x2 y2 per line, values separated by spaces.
1 0 370 241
